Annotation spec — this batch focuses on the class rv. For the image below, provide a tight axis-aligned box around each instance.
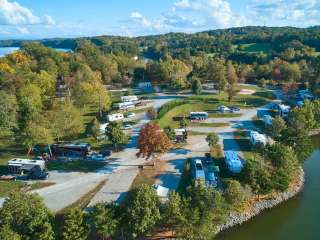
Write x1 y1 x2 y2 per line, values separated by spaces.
7 158 48 179
224 151 243 174
275 104 290 118
249 131 267 146
121 95 138 102
190 112 209 120
51 143 91 159
192 159 206 182
174 128 188 142
262 115 273 126
107 113 124 122
115 101 135 110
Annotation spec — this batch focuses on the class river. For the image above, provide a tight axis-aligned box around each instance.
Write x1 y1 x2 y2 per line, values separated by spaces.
217 137 320 240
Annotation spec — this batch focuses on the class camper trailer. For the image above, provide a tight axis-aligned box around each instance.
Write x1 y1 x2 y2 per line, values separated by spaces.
107 113 124 122
121 95 138 102
7 158 48 179
224 151 243 174
192 159 206 182
262 115 273 126
249 131 267 146
275 104 290 118
115 101 135 110
51 143 91 159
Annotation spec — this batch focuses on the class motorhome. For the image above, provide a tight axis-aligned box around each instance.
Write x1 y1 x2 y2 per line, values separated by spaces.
224 151 243 174
115 101 135 110
107 113 124 122
249 131 267 146
121 95 138 102
51 143 91 158
174 128 188 142
190 112 209 120
7 158 48 179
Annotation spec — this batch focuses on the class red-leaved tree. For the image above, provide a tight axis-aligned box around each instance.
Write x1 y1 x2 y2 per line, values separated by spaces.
137 122 172 159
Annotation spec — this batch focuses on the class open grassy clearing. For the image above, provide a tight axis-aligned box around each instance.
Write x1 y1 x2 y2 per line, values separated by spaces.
239 43 273 53
0 181 25 197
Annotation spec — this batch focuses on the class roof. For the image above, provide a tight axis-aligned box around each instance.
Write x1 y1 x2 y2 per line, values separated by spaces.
8 158 45 167
153 184 169 198
250 131 267 144
278 104 290 112
190 111 208 115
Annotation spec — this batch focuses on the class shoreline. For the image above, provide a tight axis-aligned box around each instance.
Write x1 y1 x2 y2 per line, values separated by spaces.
215 167 305 235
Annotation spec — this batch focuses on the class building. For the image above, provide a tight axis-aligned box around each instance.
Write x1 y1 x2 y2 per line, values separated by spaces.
121 95 138 102
192 159 206 182
8 158 46 174
114 101 135 110
249 131 267 146
224 151 243 174
107 113 124 122
190 112 209 121
262 115 273 126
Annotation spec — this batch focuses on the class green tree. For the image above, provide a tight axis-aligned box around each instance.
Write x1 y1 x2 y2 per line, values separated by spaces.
62 208 88 240
179 117 189 128
191 77 202 95
124 184 161 238
31 70 55 98
206 132 219 148
226 61 238 101
106 122 128 150
86 117 100 139
0 225 21 240
268 116 286 139
88 203 119 240
0 90 18 130
48 100 84 141
207 58 227 93
224 180 246 212
289 100 316 131
0 192 54 240
280 62 301 82
164 125 176 141
18 83 43 127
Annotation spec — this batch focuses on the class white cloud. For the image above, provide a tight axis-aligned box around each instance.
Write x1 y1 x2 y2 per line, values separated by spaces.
0 0 39 25
44 15 55 25
16 26 29 34
131 11 152 28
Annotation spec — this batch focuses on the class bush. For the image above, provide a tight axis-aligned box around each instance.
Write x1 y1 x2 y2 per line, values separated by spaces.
157 100 188 119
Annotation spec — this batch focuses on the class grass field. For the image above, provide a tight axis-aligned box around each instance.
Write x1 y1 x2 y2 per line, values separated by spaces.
47 160 106 172
240 43 272 53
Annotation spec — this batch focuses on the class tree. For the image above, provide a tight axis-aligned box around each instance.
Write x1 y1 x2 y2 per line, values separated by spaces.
191 77 202 95
47 100 84 141
206 132 219 148
268 116 286 139
106 122 128 150
288 100 316 131
21 117 54 155
31 70 55 98
164 125 176 141
137 122 172 159
147 107 157 120
86 117 100 139
162 191 184 235
0 225 21 240
179 117 188 128
62 208 88 240
0 192 54 240
18 83 43 127
280 62 301 82
226 61 238 101
206 58 227 92
124 184 160 238
0 90 18 130
224 180 246 212
88 203 119 240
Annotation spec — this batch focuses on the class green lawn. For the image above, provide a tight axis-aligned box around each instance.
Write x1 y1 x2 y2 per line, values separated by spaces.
240 43 272 53
189 122 229 127
0 181 25 197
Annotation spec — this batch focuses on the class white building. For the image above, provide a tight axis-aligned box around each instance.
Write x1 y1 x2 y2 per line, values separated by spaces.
107 113 124 122
121 95 138 102
249 131 267 146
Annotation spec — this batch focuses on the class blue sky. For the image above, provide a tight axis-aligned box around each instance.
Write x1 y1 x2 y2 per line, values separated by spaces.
0 0 320 39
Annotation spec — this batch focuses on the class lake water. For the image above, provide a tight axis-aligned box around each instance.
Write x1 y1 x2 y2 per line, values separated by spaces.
216 140 320 240
0 47 71 57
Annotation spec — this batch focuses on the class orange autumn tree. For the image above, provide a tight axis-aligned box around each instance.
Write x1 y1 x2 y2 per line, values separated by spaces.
137 122 172 159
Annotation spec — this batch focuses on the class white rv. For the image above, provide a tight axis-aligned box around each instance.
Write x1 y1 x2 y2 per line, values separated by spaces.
107 113 124 122
249 131 267 146
121 95 138 102
275 104 290 118
115 101 135 110
8 158 46 174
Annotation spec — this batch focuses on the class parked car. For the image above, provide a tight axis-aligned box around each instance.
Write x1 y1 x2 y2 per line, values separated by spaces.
127 112 136 118
229 106 240 112
218 105 231 113
121 124 133 130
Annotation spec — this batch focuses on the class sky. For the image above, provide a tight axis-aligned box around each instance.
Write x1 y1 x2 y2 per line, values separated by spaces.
0 0 320 39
